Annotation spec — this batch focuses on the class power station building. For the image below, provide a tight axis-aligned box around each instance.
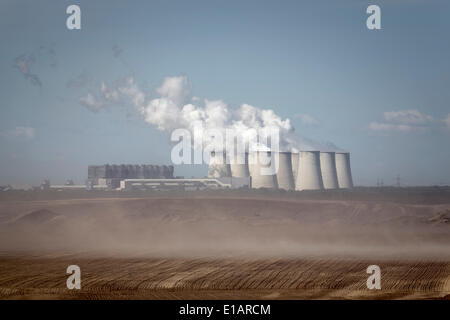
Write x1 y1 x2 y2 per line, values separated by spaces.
87 163 250 191
207 151 354 191
52 151 353 192
88 164 174 189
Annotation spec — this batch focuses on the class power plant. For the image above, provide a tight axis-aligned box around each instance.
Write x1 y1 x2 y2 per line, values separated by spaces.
335 152 354 189
207 152 232 178
230 153 250 178
320 152 339 189
43 151 353 192
208 150 354 191
295 151 324 191
276 152 295 191
248 151 278 189
88 164 175 189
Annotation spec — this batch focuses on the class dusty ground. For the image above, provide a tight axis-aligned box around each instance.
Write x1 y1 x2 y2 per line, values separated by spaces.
0 193 449 299
0 255 449 299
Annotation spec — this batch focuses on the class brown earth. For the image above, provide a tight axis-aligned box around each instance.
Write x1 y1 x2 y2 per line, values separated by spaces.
0 194 449 299
0 256 448 299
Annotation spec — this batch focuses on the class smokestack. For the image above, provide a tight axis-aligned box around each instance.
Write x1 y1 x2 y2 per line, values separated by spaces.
320 152 339 189
248 151 278 189
230 153 250 178
295 151 324 191
335 152 353 188
208 152 231 178
291 152 299 185
275 152 295 190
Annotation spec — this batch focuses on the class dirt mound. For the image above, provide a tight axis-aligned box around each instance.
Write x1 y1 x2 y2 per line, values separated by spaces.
14 209 61 225
428 210 450 226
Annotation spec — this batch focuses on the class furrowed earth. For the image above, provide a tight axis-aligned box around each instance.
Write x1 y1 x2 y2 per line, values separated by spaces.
0 188 449 299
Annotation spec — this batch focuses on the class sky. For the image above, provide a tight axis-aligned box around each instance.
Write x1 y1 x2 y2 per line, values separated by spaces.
0 0 449 186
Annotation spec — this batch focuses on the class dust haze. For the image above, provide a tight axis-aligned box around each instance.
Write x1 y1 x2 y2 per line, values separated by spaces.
1 193 449 260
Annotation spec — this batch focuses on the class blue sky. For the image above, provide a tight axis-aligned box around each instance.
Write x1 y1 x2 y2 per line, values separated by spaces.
0 0 449 186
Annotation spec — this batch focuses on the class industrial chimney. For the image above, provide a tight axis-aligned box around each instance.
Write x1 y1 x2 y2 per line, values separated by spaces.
230 153 250 178
275 152 295 190
248 151 278 189
295 151 324 191
335 152 353 188
320 152 339 189
208 151 232 178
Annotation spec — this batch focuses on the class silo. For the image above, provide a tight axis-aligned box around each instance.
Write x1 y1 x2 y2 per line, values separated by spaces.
136 165 144 179
133 165 140 178
248 151 278 189
230 153 250 178
149 165 158 178
295 151 324 191
117 165 123 179
96 165 106 178
291 152 299 184
162 165 172 178
208 152 231 178
320 152 339 189
335 152 353 188
127 164 136 178
111 165 119 179
167 165 174 178
155 165 164 178
88 166 96 179
104 164 111 178
120 164 128 179
275 152 295 190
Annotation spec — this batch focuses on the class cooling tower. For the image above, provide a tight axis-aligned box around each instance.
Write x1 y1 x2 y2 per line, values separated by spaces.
320 152 339 189
295 151 324 191
248 151 278 189
230 153 250 178
335 152 353 188
208 152 232 178
291 152 299 184
275 152 295 190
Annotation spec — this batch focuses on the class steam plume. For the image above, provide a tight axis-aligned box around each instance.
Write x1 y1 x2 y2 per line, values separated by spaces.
100 75 342 152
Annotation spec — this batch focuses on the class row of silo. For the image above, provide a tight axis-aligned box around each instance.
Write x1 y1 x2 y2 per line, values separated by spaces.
207 151 353 190
88 164 175 180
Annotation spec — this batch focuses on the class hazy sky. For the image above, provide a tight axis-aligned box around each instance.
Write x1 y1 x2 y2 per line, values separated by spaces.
0 0 449 186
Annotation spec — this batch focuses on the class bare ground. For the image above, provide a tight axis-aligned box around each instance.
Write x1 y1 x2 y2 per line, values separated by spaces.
0 194 449 299
0 256 449 299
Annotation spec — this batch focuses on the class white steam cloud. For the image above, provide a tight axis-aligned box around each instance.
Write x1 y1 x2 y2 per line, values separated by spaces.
97 75 340 152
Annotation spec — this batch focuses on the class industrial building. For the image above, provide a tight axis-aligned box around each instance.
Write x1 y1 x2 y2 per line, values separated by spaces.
42 151 353 192
85 163 250 191
88 164 175 189
208 151 354 191
119 177 250 191
335 152 354 188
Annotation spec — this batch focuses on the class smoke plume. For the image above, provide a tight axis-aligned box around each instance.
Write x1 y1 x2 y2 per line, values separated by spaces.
97 75 342 153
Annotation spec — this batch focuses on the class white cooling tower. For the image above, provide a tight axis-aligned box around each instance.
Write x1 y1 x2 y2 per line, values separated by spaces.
295 151 324 191
248 151 278 189
230 153 250 178
335 152 353 188
208 152 231 178
291 152 299 184
275 152 295 190
320 152 339 189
